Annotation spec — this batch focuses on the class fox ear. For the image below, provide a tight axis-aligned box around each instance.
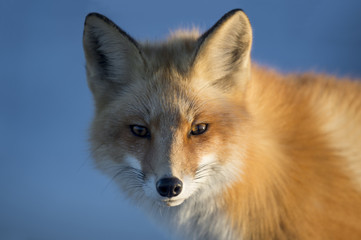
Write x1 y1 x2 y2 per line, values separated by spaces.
192 9 252 90
83 13 144 104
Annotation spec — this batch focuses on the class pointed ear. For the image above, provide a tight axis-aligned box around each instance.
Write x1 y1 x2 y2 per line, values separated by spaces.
83 13 144 105
192 9 252 91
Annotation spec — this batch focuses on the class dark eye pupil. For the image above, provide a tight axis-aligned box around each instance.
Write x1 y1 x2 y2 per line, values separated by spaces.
130 125 149 138
191 123 208 135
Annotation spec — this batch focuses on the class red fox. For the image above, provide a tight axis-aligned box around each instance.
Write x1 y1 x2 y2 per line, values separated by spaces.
83 9 361 239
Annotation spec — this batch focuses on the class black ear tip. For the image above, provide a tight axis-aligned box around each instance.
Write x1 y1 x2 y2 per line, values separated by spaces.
227 8 246 14
85 12 102 23
223 9 249 21
84 12 114 27
198 9 250 44
86 12 104 19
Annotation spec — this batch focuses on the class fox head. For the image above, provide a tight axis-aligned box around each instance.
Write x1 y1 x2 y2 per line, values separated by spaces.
83 9 252 207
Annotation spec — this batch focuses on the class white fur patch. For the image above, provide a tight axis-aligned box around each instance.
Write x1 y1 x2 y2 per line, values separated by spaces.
143 175 157 199
199 153 217 167
124 154 141 171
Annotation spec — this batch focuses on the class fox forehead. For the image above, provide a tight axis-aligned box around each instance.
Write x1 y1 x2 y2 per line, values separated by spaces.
112 74 209 127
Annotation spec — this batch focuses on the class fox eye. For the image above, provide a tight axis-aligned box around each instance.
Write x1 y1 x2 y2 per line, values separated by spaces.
191 123 208 135
130 125 150 138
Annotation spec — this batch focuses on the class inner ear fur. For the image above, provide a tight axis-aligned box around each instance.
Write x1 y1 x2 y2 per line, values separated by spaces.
192 9 253 91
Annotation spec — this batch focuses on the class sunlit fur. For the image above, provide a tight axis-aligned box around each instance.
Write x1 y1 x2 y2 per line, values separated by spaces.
83 9 361 240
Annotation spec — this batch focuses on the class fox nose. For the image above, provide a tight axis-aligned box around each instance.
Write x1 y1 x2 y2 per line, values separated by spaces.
156 177 183 197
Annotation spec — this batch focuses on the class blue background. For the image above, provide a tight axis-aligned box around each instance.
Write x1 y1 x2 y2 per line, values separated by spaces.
1 0 360 239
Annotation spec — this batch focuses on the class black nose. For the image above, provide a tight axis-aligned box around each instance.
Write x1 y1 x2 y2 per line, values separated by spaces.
156 177 183 197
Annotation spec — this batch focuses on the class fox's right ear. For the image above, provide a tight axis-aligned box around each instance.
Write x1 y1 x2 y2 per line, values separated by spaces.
83 13 144 105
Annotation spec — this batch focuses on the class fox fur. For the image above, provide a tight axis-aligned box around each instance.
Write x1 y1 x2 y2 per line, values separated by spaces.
83 9 361 240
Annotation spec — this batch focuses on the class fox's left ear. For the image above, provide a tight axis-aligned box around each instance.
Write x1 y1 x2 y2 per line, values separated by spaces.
192 9 252 90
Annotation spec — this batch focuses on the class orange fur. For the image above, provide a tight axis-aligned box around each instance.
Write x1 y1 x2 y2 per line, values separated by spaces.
223 66 361 239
